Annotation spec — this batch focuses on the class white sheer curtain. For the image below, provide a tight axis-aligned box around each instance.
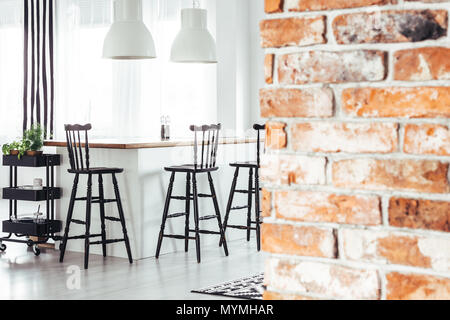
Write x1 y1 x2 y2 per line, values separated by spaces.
151 0 217 138
55 0 217 139
0 0 23 140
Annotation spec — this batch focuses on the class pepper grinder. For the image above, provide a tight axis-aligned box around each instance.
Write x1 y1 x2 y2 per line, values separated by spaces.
161 115 171 141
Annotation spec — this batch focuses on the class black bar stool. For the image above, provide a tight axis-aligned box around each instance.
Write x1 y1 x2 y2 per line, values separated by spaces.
221 124 265 251
59 124 133 269
155 124 228 263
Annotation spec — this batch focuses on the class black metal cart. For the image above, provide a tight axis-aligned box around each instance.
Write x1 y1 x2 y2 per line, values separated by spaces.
0 154 62 256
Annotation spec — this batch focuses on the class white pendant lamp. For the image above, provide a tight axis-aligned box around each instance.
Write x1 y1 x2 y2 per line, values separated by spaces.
103 0 156 60
170 1 217 63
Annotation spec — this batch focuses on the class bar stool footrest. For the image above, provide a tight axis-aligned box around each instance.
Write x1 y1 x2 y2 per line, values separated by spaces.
74 197 117 204
231 205 249 211
170 196 193 201
235 189 255 194
167 212 188 219
189 229 221 235
190 193 213 198
71 219 86 225
90 239 124 245
199 215 219 221
75 196 100 201
92 199 117 204
105 216 121 222
227 225 257 231
163 234 196 240
67 234 102 240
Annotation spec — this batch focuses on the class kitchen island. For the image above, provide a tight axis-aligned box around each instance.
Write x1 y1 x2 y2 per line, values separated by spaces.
44 137 257 260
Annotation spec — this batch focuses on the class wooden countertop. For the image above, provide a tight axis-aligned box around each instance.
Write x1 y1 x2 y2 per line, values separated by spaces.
44 136 258 150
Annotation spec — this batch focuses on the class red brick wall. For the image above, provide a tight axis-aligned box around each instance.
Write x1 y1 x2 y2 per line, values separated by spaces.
260 0 450 300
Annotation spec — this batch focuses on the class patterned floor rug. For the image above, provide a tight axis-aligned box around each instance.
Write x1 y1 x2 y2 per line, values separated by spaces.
192 273 265 300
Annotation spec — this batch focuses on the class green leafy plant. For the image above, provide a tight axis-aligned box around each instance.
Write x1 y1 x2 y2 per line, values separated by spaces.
2 141 21 156
1 144 8 155
2 125 44 159
23 124 44 151
18 139 31 159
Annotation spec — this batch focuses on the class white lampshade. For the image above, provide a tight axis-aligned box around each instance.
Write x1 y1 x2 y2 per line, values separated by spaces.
103 0 156 60
170 8 217 64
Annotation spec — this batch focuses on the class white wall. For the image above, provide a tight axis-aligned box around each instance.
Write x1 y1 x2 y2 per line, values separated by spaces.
249 0 265 128
216 0 265 134
216 0 238 133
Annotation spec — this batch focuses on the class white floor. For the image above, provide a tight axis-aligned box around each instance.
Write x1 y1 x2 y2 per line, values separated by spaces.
0 238 264 300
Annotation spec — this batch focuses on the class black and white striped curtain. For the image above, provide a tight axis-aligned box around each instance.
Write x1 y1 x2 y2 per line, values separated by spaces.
23 0 54 139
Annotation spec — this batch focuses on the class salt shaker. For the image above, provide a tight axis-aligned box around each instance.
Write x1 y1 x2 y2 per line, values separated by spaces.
161 116 171 141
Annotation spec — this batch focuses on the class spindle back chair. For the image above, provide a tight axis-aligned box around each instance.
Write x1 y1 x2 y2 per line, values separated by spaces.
64 124 91 172
60 124 133 269
221 123 266 251
190 124 221 170
156 123 228 263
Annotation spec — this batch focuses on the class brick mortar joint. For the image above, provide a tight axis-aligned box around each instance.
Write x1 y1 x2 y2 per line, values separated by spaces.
264 39 450 55
381 196 390 227
325 157 333 186
264 218 450 240
260 183 450 201
264 2 450 20
398 123 406 153
264 80 450 88
265 252 450 279
264 149 450 162
266 116 450 125
379 269 388 300
448 163 450 186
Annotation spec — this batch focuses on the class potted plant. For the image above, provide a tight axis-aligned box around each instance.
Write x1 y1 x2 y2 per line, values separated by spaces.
2 141 21 156
2 125 44 159
23 124 44 157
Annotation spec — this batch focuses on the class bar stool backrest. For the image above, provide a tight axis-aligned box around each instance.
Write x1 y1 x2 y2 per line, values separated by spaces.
64 124 92 171
253 124 266 167
190 124 221 169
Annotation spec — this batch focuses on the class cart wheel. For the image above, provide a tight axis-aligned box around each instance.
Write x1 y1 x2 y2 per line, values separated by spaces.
33 245 41 256
0 244 6 252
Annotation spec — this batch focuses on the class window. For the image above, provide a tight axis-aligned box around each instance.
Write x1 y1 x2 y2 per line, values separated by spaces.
55 0 217 139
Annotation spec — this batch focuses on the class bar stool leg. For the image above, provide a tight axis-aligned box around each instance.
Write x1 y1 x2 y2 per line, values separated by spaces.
59 174 79 263
156 172 175 259
185 173 191 252
112 173 133 264
255 168 261 252
98 174 107 257
220 167 239 247
84 174 93 269
192 173 201 263
247 168 254 242
208 173 229 256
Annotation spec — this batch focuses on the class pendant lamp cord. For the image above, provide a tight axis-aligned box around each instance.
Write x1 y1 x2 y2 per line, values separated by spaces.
192 0 200 9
